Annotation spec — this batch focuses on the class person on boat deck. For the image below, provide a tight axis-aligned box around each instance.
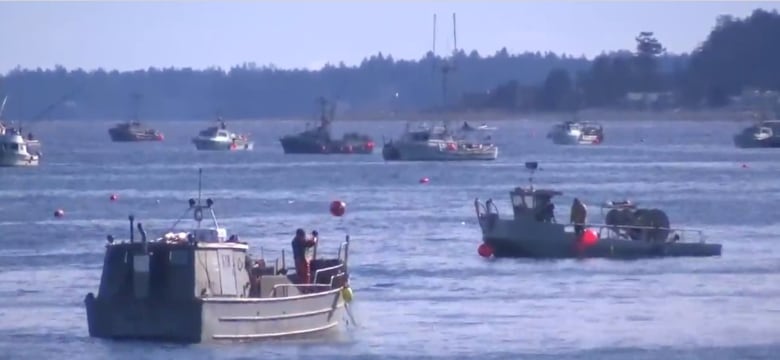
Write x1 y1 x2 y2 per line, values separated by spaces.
570 198 588 237
27 132 34 140
291 228 317 284
534 195 555 223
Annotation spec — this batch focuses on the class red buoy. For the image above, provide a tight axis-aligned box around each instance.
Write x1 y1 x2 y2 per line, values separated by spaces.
54 209 65 218
580 229 599 246
365 141 375 150
330 200 346 217
477 243 494 258
110 194 118 201
419 177 430 184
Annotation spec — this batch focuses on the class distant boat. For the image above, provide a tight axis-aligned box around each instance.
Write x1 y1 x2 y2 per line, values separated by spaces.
733 112 780 148
382 121 498 161
279 97 374 154
0 123 40 167
547 120 604 145
192 118 254 151
108 121 164 142
0 96 41 166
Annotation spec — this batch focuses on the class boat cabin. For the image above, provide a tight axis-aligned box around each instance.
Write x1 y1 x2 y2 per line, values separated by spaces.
96 197 347 305
199 126 233 140
509 186 563 223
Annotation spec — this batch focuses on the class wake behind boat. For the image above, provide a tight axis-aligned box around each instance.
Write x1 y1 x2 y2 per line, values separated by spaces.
547 120 604 145
84 169 353 343
474 162 721 259
192 118 254 151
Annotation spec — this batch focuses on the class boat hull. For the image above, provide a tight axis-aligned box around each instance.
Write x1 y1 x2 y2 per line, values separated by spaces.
733 134 780 148
483 235 722 259
109 129 164 142
84 288 345 343
549 131 602 145
280 138 374 154
382 143 498 161
0 153 39 167
193 138 254 151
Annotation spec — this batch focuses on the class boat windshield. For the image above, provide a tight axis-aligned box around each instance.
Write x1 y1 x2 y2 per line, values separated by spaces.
199 127 219 137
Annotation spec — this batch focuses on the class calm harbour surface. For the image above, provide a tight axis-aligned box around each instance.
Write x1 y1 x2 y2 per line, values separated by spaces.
1 118 779 359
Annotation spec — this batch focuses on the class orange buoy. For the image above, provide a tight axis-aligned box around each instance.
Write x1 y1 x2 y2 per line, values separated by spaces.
419 177 430 184
54 209 65 218
741 163 748 169
109 194 118 201
477 243 494 258
329 200 346 217
580 229 599 246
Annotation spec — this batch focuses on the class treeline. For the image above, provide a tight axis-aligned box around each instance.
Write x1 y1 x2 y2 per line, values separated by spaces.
462 8 780 113
0 51 592 121
1 8 778 121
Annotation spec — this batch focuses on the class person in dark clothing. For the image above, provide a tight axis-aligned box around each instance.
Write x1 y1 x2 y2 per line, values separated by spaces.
291 228 317 284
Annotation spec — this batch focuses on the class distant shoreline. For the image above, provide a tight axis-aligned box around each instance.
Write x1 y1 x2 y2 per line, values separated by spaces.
21 108 761 123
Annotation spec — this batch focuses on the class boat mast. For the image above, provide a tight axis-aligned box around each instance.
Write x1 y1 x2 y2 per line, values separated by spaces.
433 13 458 129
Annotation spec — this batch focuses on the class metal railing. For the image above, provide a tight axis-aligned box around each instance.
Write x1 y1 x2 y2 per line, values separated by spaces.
568 222 706 244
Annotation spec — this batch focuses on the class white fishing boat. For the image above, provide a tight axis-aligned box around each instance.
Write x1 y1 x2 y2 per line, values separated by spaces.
85 169 354 343
382 121 498 161
192 119 254 151
0 124 40 167
547 120 604 145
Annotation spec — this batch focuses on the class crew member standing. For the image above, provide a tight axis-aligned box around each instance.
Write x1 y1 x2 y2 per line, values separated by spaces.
570 198 588 237
291 228 317 284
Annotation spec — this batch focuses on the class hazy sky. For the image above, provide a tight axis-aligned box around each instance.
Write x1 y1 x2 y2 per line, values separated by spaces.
0 1 776 73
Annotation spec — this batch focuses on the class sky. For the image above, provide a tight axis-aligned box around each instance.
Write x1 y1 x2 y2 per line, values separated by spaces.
0 1 777 74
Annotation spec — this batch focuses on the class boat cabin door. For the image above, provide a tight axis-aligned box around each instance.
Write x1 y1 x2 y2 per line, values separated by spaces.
217 249 238 296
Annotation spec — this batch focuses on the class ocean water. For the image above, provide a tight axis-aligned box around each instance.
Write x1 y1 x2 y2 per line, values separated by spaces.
1 118 779 359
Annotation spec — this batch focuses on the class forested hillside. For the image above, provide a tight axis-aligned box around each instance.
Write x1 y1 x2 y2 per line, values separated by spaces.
0 8 778 121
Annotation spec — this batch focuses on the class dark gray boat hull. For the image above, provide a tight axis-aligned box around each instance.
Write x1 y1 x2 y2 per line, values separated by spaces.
484 235 722 260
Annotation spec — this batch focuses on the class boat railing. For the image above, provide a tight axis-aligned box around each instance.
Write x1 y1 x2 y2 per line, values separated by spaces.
568 222 706 244
270 271 346 298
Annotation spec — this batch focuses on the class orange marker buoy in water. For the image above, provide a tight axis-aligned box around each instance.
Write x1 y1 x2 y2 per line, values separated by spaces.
54 209 65 218
110 194 118 201
329 200 346 217
741 163 748 169
419 177 430 184
477 243 494 257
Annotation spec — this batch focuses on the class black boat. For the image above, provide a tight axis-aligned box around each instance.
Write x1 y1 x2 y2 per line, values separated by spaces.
108 94 164 142
279 97 374 154
108 121 164 142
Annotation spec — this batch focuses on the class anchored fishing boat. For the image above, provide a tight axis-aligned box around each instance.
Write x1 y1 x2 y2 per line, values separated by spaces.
280 97 374 154
109 121 164 142
473 162 722 259
84 170 353 343
547 120 604 145
382 121 498 161
733 115 780 148
192 119 254 151
0 124 40 167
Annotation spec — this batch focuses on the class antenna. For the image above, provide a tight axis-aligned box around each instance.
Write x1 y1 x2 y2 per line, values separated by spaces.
452 13 458 55
525 161 539 190
197 168 203 205
0 95 7 120
432 14 437 56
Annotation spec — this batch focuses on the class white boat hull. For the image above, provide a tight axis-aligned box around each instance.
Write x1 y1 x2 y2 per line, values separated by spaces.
193 138 254 151
384 142 498 161
0 153 39 167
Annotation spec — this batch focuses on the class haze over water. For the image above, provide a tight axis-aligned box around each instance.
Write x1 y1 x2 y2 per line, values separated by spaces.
0 118 778 359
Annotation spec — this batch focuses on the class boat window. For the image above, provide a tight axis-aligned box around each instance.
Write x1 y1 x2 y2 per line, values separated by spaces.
10 143 19 151
170 250 189 265
511 194 526 208
199 128 218 137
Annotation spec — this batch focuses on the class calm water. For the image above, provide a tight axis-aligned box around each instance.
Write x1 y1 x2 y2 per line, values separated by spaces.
1 118 779 359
